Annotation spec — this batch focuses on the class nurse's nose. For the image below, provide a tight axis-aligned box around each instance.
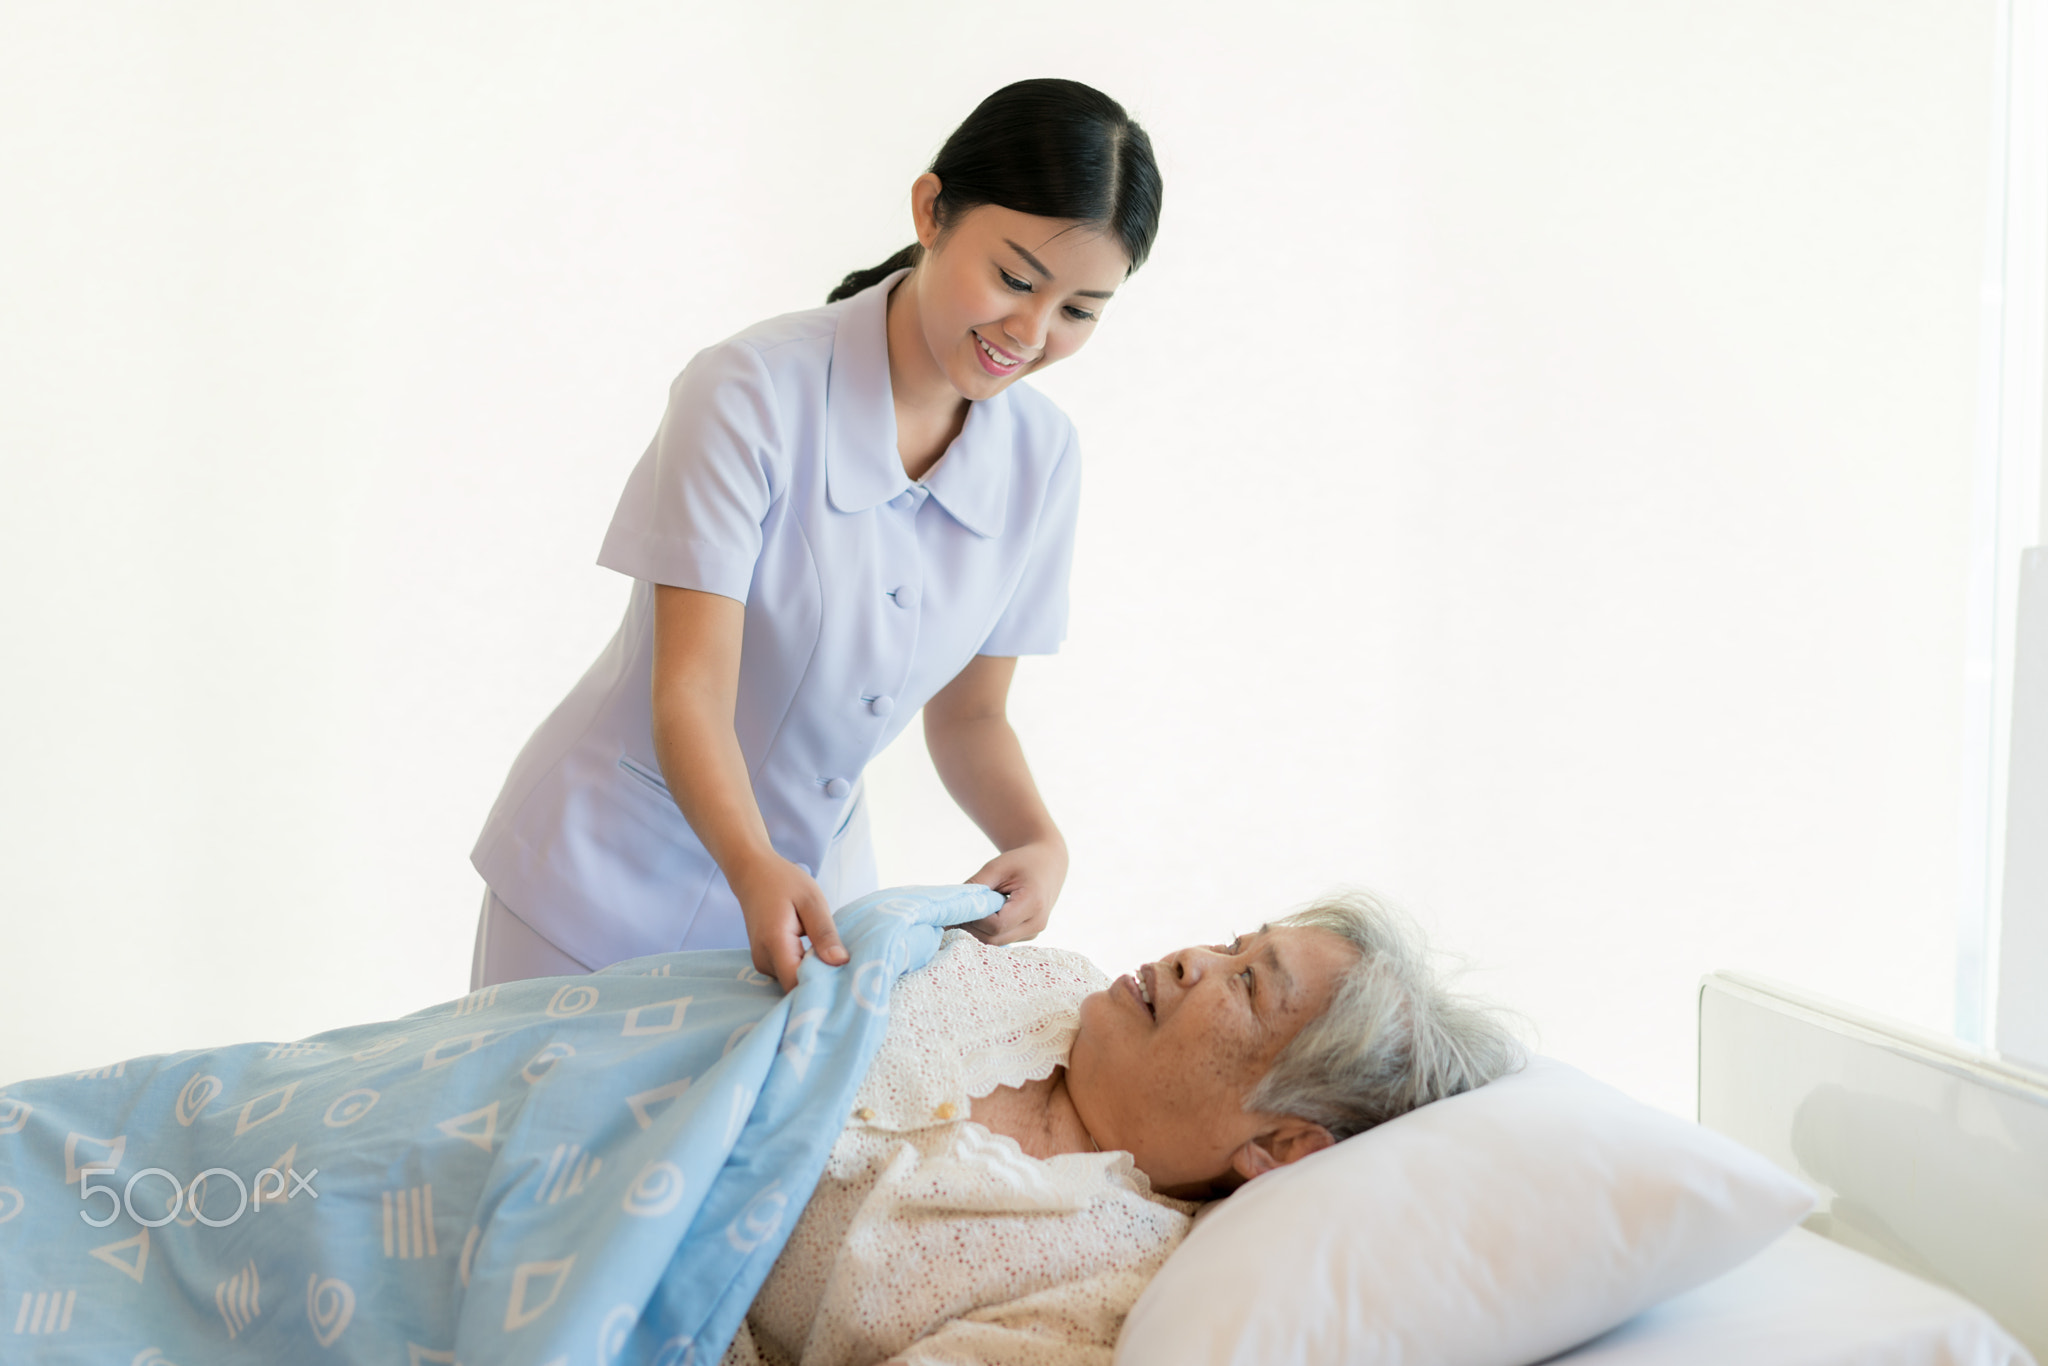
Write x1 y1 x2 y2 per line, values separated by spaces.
1005 306 1049 355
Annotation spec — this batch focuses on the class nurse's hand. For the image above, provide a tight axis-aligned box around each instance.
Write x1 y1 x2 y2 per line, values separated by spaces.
731 854 848 992
962 839 1069 945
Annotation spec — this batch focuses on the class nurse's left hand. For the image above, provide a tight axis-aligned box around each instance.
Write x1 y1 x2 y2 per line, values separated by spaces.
962 839 1069 945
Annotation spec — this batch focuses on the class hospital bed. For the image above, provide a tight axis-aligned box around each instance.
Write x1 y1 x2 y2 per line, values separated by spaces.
4 893 2039 1364
1523 972 2046 1364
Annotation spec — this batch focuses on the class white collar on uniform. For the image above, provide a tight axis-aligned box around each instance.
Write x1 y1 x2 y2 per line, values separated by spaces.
825 268 1014 539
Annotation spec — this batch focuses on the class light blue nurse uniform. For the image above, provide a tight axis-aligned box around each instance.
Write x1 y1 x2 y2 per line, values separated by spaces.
469 270 1081 971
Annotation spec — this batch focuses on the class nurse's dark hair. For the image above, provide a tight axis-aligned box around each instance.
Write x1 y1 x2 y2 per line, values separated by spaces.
826 78 1163 304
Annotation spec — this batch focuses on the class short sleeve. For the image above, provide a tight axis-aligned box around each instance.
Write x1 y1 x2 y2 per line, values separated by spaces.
976 426 1081 657
596 341 778 602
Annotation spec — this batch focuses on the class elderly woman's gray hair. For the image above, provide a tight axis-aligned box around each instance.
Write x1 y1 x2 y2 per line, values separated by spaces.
1243 890 1523 1141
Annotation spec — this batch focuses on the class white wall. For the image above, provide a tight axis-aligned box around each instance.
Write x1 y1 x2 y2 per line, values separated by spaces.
0 1 1993 1115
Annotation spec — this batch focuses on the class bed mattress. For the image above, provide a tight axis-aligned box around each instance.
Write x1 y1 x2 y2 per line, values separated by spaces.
1551 1226 2033 1365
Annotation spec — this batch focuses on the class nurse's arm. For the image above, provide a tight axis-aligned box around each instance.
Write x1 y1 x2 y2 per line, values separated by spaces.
922 653 1070 944
650 584 847 990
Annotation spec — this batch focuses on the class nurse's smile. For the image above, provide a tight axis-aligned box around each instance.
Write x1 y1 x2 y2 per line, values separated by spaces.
974 331 1026 374
886 182 1132 445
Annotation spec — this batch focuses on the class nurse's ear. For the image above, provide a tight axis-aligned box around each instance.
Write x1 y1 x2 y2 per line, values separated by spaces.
910 172 945 251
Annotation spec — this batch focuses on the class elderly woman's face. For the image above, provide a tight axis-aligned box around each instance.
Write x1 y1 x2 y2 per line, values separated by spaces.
1065 926 1359 1197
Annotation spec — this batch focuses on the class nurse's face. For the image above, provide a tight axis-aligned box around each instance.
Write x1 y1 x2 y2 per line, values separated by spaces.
899 173 1131 401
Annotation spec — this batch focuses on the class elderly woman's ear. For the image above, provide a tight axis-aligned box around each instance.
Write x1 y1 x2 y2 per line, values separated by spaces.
1230 1116 1336 1185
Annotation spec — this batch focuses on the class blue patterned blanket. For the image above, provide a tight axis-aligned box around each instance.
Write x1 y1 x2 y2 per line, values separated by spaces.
0 884 1003 1364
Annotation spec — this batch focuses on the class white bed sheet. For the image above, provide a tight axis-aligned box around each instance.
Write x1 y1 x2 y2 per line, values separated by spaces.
1550 1226 2034 1366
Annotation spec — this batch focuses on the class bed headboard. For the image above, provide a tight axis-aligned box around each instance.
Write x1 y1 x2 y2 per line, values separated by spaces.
1697 971 2048 1358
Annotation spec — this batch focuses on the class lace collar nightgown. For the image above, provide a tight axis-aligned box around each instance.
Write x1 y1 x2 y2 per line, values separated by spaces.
721 931 1196 1366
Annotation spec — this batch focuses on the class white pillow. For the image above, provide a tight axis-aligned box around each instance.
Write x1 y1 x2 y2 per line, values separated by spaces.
1115 1057 1814 1366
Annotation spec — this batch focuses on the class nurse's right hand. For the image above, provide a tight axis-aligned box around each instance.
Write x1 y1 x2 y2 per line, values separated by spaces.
730 853 849 992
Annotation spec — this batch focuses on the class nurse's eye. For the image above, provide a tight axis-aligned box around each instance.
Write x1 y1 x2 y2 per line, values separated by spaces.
998 268 1033 293
1063 305 1097 322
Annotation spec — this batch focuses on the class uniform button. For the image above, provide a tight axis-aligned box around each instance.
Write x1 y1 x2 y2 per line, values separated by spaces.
891 585 920 610
824 777 852 799
892 491 916 510
868 694 894 717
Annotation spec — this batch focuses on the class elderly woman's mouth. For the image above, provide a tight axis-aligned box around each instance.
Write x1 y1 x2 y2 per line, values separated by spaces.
1118 971 1156 1020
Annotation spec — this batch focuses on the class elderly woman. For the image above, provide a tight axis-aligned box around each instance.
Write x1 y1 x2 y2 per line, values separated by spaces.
0 889 1512 1364
728 892 1521 1365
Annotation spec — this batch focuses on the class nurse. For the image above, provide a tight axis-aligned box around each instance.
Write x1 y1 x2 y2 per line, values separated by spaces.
469 78 1164 991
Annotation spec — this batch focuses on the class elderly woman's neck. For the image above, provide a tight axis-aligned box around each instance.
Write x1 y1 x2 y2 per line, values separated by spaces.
968 1067 1098 1161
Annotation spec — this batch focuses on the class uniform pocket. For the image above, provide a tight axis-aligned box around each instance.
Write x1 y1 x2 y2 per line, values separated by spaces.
830 780 865 840
616 754 672 796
